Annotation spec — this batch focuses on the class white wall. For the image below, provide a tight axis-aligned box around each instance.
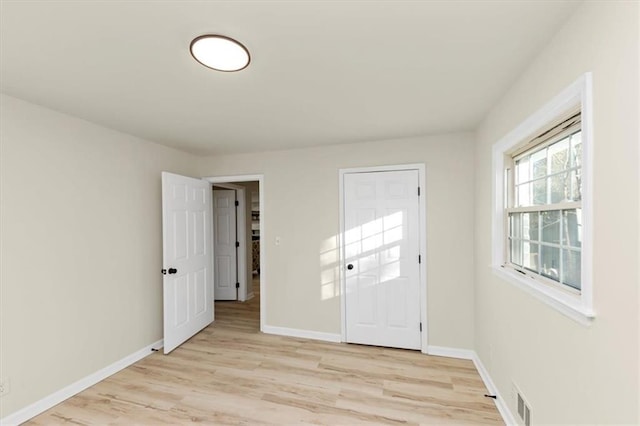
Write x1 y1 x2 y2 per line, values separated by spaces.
474 1 639 423
197 133 476 349
0 94 197 416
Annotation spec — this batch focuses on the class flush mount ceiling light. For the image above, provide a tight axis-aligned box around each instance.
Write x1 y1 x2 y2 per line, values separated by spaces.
190 35 250 72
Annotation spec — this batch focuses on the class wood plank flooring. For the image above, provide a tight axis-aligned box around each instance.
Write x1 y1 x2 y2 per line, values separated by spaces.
28 277 502 425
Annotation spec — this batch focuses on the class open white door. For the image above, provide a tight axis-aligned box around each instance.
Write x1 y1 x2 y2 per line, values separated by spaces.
213 189 238 300
162 172 214 354
344 170 421 350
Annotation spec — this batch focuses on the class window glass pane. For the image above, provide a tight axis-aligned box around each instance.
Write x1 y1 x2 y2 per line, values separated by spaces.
509 214 513 237
570 169 582 201
531 149 547 179
523 212 539 241
549 137 570 174
510 213 522 238
516 157 530 184
523 242 539 272
541 210 560 244
507 125 582 290
532 178 546 205
516 183 531 207
540 245 560 282
562 249 581 290
549 173 569 203
562 209 582 248
510 238 522 266
571 131 582 168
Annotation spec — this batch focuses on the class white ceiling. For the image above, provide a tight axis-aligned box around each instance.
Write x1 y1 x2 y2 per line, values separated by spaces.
0 1 580 155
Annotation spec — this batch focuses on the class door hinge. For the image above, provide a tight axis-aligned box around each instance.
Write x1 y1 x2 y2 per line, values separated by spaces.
236 282 240 289
418 186 421 196
418 255 421 264
235 200 239 207
419 322 422 332
235 241 240 248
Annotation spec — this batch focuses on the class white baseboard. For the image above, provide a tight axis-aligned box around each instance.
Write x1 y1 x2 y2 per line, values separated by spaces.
262 325 341 343
245 292 255 301
472 353 517 426
424 346 516 426
0 339 164 426
426 345 475 360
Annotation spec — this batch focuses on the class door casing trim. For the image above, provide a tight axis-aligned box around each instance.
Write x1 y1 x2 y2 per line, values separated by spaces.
338 164 428 353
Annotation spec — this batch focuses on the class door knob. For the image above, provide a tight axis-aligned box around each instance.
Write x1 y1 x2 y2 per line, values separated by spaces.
347 264 354 270
168 268 178 274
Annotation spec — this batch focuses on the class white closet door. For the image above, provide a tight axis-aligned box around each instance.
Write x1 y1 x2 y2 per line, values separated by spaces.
213 190 238 301
344 170 421 350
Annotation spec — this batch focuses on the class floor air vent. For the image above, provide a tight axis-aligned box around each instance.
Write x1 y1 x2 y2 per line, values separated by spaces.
516 390 531 426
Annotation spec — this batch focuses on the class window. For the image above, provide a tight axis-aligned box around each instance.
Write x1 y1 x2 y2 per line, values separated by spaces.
506 112 582 292
492 74 593 324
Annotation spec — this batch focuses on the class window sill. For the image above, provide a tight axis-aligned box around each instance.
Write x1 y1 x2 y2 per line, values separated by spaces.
491 265 595 326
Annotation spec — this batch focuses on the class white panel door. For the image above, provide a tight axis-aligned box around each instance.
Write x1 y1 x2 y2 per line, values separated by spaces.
213 190 237 301
344 170 421 350
162 172 214 354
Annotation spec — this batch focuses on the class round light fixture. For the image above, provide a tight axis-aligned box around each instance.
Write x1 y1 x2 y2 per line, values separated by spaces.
190 35 250 72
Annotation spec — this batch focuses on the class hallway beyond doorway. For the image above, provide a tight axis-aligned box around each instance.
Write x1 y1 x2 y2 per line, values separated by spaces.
214 274 260 333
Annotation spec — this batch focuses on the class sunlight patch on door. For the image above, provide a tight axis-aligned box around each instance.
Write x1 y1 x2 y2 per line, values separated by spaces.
320 211 404 301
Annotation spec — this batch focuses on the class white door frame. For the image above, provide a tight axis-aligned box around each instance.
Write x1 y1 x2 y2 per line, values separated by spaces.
339 164 428 353
212 183 247 301
205 174 265 332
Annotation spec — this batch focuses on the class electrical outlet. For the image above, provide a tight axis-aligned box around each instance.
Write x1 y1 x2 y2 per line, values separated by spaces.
0 378 10 397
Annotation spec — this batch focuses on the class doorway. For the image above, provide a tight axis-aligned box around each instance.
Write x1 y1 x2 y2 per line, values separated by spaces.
340 165 427 352
206 175 264 333
212 187 240 301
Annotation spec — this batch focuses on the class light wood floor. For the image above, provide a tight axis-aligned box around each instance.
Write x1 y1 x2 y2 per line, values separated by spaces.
28 277 502 425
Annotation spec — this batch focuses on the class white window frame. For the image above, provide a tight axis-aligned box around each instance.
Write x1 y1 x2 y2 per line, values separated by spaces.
491 73 594 325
